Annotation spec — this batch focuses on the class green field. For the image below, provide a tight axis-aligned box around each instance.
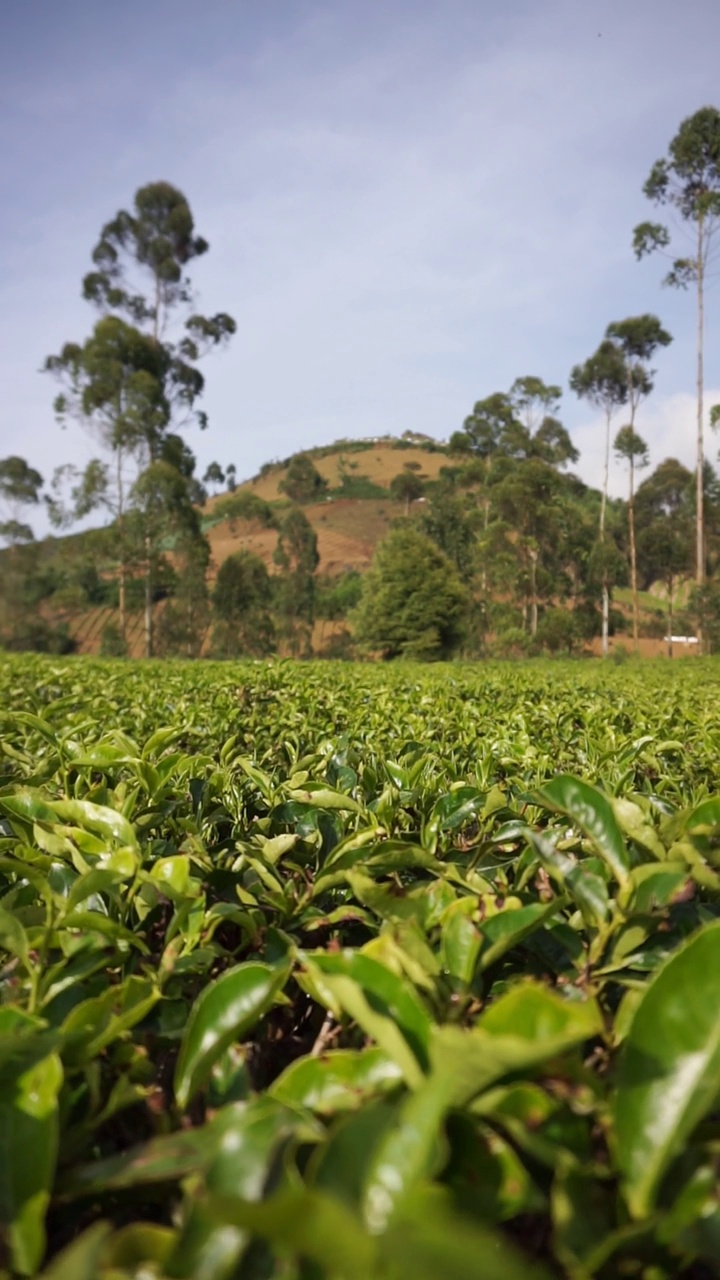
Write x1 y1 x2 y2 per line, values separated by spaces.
3 654 720 1278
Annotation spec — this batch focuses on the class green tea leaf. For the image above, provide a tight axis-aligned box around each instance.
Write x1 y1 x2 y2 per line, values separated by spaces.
615 920 720 1218
35 1223 111 1280
207 1187 375 1277
175 961 290 1108
270 1048 403 1114
538 775 630 884
0 1048 63 1275
308 951 431 1086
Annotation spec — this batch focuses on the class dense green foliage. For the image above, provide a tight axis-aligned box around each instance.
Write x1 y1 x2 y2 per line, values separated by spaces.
3 654 720 1276
37 181 234 660
352 526 470 659
279 456 328 504
210 553 275 658
213 493 279 532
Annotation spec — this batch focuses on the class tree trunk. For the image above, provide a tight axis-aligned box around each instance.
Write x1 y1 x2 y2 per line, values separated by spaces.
187 593 194 659
119 554 127 640
144 534 153 659
117 451 126 640
667 576 673 660
529 547 538 638
629 459 639 654
480 494 490 598
696 212 705 651
600 409 610 541
600 409 610 657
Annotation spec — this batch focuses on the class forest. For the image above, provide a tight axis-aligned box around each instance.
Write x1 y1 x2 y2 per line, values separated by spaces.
3 106 720 660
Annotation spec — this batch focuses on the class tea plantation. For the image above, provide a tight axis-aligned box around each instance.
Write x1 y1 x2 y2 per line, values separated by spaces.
2 653 720 1278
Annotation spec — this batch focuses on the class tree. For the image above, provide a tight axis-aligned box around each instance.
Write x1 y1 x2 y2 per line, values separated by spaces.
279 455 328 504
452 392 529 462
420 486 479 582
602 312 672 652
315 570 363 620
46 181 235 655
127 459 208 657
494 458 568 636
390 470 424 514
570 340 628 654
634 107 720 637
535 607 581 655
46 318 168 636
0 456 43 546
0 456 50 653
352 526 470 660
605 316 672 419
210 551 275 657
203 461 225 494
215 491 278 534
690 579 720 654
509 376 579 468
274 508 320 655
614 426 649 652
146 467 211 659
635 458 694 654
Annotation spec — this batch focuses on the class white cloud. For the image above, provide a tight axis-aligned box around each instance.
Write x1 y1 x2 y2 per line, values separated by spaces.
573 389 720 499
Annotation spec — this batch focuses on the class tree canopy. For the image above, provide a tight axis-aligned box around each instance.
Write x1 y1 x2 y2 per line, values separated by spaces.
353 526 470 660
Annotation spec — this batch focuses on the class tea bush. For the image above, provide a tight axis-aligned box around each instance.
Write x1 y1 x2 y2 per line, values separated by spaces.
2 654 720 1277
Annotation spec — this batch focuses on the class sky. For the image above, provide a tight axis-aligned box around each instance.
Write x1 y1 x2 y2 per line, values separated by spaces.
3 0 720 532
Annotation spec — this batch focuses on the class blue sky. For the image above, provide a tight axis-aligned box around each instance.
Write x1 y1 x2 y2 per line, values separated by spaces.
4 0 720 529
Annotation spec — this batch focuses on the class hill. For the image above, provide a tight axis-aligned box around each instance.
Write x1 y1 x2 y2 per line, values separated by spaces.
20 436 449 657
2 433 700 660
202 436 448 578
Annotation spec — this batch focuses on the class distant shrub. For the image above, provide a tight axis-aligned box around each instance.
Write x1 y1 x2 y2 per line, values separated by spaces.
609 606 628 634
215 492 278 530
644 609 668 639
536 608 581 655
210 551 275 658
100 622 128 658
330 475 389 500
315 571 364 620
4 618 76 655
392 437 443 453
390 471 424 512
124 564 176 609
489 626 532 659
318 625 356 659
279 455 328 504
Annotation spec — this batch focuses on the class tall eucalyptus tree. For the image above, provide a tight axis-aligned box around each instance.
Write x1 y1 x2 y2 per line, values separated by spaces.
570 342 627 654
634 107 720 633
46 182 235 655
